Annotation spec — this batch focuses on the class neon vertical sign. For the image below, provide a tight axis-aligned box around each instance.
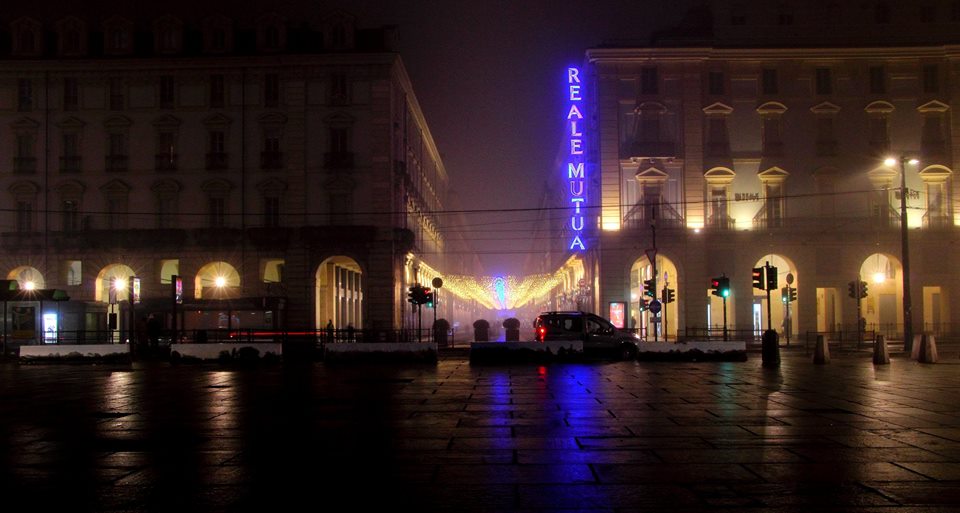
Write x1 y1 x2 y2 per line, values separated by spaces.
566 67 586 251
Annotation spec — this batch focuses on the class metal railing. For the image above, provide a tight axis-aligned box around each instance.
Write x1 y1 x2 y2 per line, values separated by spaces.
803 329 877 353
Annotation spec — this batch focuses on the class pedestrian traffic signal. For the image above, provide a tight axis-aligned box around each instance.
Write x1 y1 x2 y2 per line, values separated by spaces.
710 276 730 298
751 267 765 290
639 299 648 312
643 278 656 298
425 291 434 308
858 280 868 299
766 266 778 291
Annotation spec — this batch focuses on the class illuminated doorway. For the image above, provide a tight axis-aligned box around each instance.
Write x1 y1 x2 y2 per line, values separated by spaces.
316 256 363 330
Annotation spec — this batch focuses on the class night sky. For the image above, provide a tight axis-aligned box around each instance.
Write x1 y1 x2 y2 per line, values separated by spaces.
336 0 695 272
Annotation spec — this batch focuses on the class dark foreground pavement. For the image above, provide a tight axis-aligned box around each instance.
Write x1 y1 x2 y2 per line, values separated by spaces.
3 350 960 512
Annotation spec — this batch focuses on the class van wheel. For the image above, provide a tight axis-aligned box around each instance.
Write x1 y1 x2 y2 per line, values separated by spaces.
619 343 636 361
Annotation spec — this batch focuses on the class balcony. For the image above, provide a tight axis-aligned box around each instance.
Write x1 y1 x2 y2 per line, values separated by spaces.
106 155 128 172
60 156 82 173
705 216 736 230
155 154 178 171
192 228 244 247
1 231 43 251
206 152 229 170
705 142 729 158
324 151 355 169
261 151 283 169
761 141 784 157
923 212 951 229
13 157 36 174
247 227 291 249
622 201 685 230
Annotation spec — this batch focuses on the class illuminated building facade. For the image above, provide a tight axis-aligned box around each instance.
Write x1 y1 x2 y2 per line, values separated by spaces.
0 10 475 340
586 1 960 341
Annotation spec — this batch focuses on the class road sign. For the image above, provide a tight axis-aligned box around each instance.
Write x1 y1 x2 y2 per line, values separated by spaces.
645 248 657 263
431 277 443 289
648 299 662 314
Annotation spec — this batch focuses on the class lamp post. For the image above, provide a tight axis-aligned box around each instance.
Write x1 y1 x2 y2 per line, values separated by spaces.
886 156 918 351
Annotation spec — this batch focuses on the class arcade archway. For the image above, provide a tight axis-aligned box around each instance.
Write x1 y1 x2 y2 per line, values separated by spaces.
858 253 902 338
315 256 363 330
8 266 45 291
629 254 679 341
194 262 241 300
752 254 798 341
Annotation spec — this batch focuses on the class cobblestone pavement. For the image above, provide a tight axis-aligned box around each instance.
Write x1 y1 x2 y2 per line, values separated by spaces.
3 350 960 512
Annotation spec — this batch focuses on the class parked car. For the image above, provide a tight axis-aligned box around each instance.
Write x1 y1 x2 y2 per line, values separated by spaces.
533 311 639 359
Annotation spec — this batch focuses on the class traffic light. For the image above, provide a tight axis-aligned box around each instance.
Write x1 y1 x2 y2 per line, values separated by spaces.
407 285 418 304
858 280 868 299
424 290 435 308
711 277 730 297
766 266 778 291
752 267 765 290
781 286 789 303
643 278 656 298
789 286 797 302
848 280 857 299
663 287 675 304
638 299 648 312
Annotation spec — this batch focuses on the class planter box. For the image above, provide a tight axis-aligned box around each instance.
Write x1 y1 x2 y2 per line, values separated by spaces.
470 341 583 363
324 342 437 363
19 344 131 362
170 343 281 362
637 341 747 361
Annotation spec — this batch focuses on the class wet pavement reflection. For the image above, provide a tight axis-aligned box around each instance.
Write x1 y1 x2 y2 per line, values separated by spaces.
3 353 960 511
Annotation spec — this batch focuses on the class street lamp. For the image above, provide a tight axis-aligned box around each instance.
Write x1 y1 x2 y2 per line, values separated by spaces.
885 156 918 351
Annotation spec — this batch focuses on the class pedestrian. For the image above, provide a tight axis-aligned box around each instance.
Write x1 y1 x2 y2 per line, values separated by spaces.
346 323 355 343
326 319 335 344
136 316 148 350
147 314 161 350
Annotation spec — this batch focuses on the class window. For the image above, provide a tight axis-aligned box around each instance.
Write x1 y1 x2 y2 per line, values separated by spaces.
330 128 349 153
815 68 832 95
923 64 939 93
640 67 658 94
207 131 227 169
953 0 960 21
107 132 129 171
869 66 885 94
15 134 35 173
157 195 176 229
707 118 729 156
920 3 936 22
709 186 729 226
156 132 177 171
212 28 227 51
210 75 225 108
63 29 82 54
730 6 746 25
108 28 129 53
927 182 947 223
66 261 82 286
63 78 79 111
265 25 280 49
159 76 175 108
778 7 794 25
869 116 890 152
330 73 348 104
762 68 778 95
708 72 724 95
209 197 225 228
18 79 32 112
159 27 178 53
110 78 125 110
107 196 126 229
264 74 280 107
62 200 79 232
262 136 282 168
762 117 782 155
16 202 32 232
816 117 837 156
764 182 784 227
264 197 280 227
61 133 81 172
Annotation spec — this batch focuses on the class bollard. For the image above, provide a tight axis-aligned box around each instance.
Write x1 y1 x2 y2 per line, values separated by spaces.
761 329 780 368
918 333 939 363
813 334 830 364
910 334 922 360
873 334 890 365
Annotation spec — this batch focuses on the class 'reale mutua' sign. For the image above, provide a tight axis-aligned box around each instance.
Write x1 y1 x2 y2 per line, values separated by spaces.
566 67 586 251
